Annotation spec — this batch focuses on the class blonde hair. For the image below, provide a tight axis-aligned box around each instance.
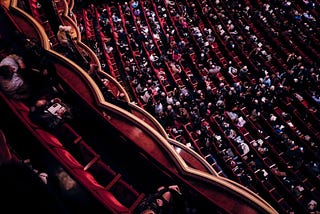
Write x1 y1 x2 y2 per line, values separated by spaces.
59 25 72 32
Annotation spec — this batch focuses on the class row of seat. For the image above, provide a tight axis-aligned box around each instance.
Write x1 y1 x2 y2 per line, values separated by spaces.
27 0 60 48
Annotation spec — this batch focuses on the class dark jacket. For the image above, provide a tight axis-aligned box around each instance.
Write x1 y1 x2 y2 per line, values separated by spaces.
29 104 64 130
28 99 72 130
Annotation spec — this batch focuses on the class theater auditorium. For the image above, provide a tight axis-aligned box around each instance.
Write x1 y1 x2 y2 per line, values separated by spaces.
0 0 319 213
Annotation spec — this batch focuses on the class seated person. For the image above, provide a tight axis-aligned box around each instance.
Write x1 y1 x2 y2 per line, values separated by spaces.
135 185 183 214
0 53 60 102
0 53 26 71
57 25 72 47
0 57 31 100
29 97 72 131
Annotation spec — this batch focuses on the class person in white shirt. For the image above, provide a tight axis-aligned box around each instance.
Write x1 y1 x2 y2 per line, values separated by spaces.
0 54 30 100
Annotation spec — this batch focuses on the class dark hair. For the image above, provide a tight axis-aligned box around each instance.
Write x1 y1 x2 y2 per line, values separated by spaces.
0 65 14 79
135 187 183 214
135 194 160 214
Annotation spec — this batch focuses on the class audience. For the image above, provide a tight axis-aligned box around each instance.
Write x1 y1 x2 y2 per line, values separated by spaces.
2 0 319 213
27 1 320 212
89 0 318 212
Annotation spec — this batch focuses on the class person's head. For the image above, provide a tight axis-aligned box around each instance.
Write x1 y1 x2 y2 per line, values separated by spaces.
119 92 126 100
0 65 14 79
35 99 47 108
59 25 72 32
39 172 48 184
